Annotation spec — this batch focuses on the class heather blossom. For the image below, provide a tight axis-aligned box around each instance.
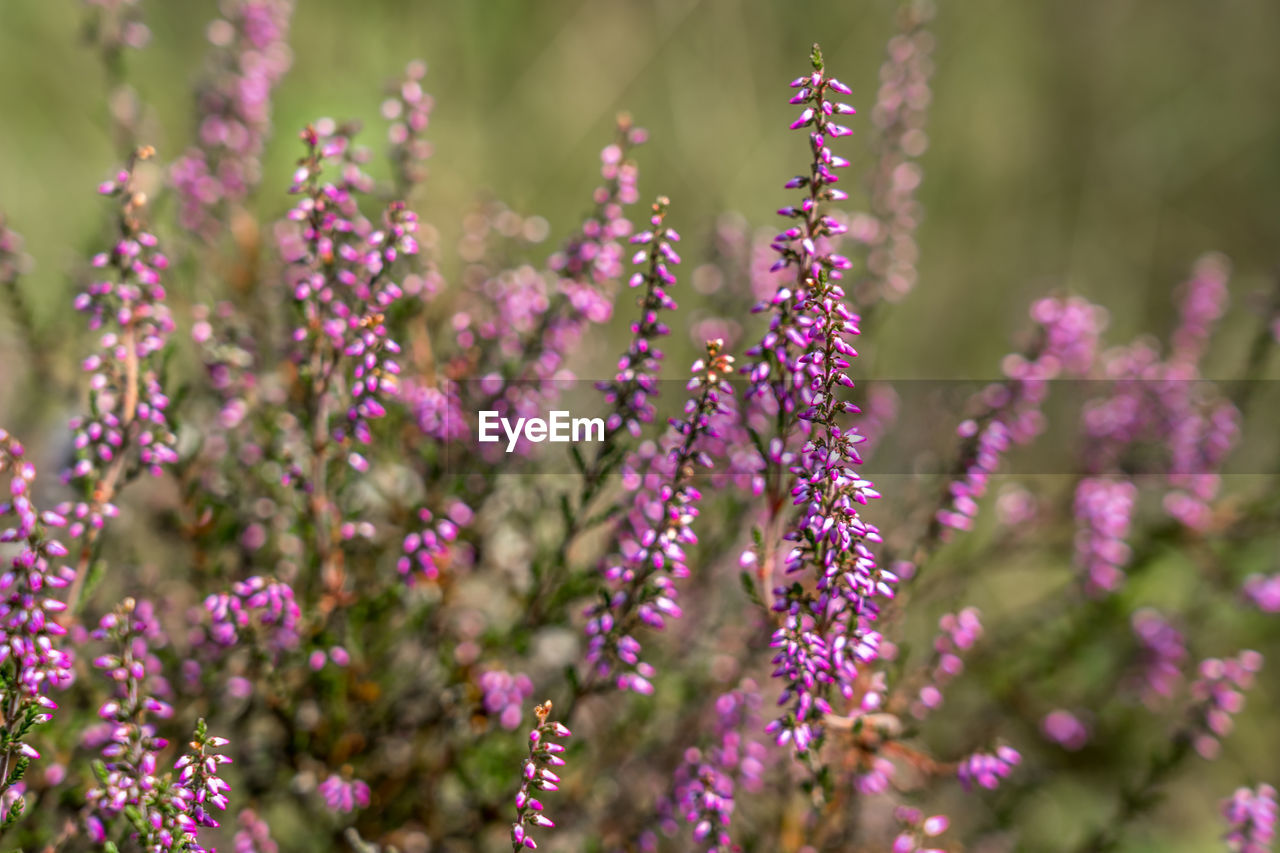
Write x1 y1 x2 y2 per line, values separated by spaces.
669 681 767 851
317 771 371 814
596 196 681 440
204 575 301 659
1188 650 1263 760
86 599 229 850
855 0 936 306
478 669 535 731
1222 784 1278 853
935 295 1106 535
911 607 982 719
584 340 737 694
1129 609 1186 708
0 430 74 822
1073 477 1138 595
65 147 179 551
171 0 295 236
511 700 570 851
892 806 949 853
956 745 1021 791
383 59 434 196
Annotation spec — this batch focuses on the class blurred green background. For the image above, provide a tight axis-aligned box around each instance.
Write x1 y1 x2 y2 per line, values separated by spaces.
1 3 1278 850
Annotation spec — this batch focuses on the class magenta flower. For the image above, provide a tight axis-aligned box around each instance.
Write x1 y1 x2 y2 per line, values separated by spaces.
911 608 982 719
171 0 295 236
511 700 571 851
383 59 434 195
892 806 950 853
1189 650 1263 760
1073 477 1138 595
317 772 371 815
478 669 535 731
204 575 301 659
584 341 737 694
1129 609 1186 709
234 808 279 853
65 148 179 550
1223 784 1277 853
957 745 1021 791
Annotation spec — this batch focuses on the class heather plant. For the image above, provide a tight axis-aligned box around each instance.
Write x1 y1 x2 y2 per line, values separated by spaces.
0 4 1278 853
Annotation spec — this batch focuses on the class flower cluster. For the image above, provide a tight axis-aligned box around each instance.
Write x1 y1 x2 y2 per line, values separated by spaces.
235 808 278 853
1129 609 1186 709
596 197 680 438
0 430 73 821
282 124 419 467
172 719 233 840
469 118 644 435
956 745 1021 791
317 772 371 814
1189 650 1263 760
66 148 178 541
892 806 949 853
511 700 570 851
935 296 1106 534
171 0 295 236
912 607 982 718
584 341 736 693
1222 784 1277 853
857 0 936 305
398 500 473 584
745 44 855 436
670 682 766 851
1243 572 1280 613
1072 477 1138 596
85 598 185 845
1082 255 1239 530
477 669 534 731
383 59 434 195
204 575 301 659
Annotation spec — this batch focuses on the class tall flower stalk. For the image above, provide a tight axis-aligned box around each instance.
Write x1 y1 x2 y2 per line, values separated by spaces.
511 700 570 851
0 430 73 831
172 0 295 238
583 340 736 695
64 147 178 613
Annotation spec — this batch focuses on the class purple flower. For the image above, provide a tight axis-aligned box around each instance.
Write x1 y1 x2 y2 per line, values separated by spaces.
398 500 473 584
65 148 179 549
596 197 681 439
957 745 1021 791
317 772 371 815
935 296 1106 535
892 806 950 853
203 575 301 659
282 124 418 468
1041 709 1091 751
478 669 535 731
584 342 737 694
235 808 279 853
668 681 767 851
911 608 982 719
171 0 295 237
1129 609 1186 709
855 0 936 305
86 598 190 845
383 59 434 195
0 430 74 816
1223 783 1277 853
1189 650 1263 760
511 700 571 851
1073 477 1138 595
